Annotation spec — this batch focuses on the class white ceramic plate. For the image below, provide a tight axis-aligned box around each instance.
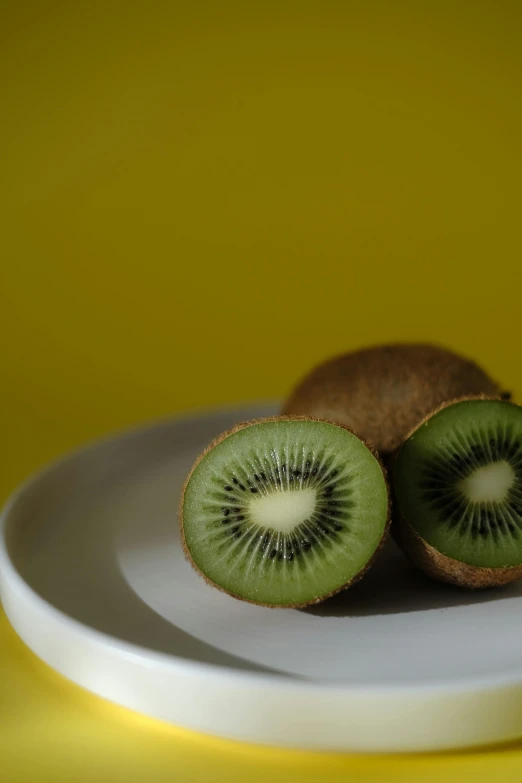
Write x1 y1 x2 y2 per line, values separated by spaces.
3 405 522 753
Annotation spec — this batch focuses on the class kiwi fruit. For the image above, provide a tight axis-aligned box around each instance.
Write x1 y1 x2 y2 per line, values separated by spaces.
179 416 390 607
283 344 502 459
393 398 522 588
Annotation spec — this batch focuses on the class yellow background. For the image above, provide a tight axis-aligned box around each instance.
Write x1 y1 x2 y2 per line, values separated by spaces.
2 1 522 780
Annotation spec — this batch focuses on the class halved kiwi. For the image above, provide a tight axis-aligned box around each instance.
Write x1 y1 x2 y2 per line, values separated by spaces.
180 416 390 607
393 398 522 588
283 344 502 458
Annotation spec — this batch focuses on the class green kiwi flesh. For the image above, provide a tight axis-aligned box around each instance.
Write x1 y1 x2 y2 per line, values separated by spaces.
180 416 390 607
393 399 522 587
283 344 501 457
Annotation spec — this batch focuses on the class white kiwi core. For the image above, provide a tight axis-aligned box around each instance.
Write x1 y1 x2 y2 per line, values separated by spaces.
249 488 317 534
458 460 515 503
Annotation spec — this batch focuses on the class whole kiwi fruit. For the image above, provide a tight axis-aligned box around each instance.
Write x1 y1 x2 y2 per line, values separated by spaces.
283 344 503 459
392 397 522 588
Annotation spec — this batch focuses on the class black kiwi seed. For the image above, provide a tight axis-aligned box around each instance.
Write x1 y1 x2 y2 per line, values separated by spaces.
222 508 230 516
269 549 277 558
421 479 446 490
250 487 258 493
231 526 239 533
224 485 233 491
233 477 239 484
302 541 311 550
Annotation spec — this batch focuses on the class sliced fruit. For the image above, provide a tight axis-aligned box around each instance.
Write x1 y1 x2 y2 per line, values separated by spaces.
180 416 390 606
393 398 522 587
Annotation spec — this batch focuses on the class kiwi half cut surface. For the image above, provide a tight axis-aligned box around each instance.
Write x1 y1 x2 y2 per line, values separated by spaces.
393 398 522 587
180 416 390 607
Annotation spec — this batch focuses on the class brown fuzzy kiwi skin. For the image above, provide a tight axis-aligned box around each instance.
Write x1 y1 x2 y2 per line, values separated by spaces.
179 415 391 608
394 519 522 588
282 343 502 458
391 395 522 589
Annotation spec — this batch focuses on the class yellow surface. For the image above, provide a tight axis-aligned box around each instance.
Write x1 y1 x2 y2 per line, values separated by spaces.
2 1 522 780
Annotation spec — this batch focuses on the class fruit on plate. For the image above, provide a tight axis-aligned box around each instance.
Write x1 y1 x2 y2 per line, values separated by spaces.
393 398 522 588
180 416 390 607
